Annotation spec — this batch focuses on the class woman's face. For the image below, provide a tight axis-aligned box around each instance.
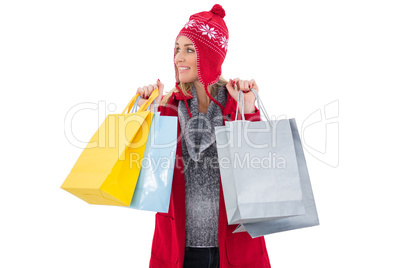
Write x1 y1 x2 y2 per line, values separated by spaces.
175 36 198 83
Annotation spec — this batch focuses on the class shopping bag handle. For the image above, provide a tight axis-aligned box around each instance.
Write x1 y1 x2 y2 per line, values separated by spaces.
234 88 271 125
130 95 143 113
130 96 158 114
123 93 140 114
136 88 159 113
122 88 159 114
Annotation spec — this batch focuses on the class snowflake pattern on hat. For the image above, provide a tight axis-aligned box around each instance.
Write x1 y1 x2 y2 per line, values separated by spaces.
200 24 217 39
181 19 229 54
220 36 228 51
184 20 196 29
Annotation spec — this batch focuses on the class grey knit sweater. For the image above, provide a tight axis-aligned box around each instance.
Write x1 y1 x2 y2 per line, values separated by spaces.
178 85 228 247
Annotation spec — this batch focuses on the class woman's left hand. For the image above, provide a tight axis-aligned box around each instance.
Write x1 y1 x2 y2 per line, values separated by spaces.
226 78 259 113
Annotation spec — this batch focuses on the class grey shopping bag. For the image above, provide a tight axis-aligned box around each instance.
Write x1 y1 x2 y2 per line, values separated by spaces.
214 89 306 225
232 118 319 238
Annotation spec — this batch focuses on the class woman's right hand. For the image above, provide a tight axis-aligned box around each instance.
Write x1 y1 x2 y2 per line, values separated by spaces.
136 79 164 100
135 79 164 109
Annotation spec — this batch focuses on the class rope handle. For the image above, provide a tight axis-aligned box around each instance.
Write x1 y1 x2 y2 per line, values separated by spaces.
234 88 272 126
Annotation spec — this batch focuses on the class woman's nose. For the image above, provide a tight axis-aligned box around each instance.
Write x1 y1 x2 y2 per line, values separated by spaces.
175 52 184 63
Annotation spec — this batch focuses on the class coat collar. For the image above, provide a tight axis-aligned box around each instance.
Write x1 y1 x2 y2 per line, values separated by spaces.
172 90 193 101
169 88 236 118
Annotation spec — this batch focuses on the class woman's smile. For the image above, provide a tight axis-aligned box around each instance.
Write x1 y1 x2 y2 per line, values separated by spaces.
178 66 191 72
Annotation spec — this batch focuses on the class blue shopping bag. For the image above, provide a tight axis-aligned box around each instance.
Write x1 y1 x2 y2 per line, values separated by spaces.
129 97 178 212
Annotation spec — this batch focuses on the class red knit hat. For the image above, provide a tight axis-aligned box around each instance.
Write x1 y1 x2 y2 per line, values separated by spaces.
174 4 229 116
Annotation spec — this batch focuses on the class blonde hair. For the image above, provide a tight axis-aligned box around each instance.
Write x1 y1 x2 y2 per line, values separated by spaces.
160 76 228 107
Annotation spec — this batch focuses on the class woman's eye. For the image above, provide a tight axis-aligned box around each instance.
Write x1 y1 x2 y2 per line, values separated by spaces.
175 47 194 53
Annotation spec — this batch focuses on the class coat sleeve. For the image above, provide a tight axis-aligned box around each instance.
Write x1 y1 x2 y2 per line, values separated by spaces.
225 93 261 122
230 106 261 122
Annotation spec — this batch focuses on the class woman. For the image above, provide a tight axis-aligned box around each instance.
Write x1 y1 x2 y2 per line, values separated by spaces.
136 4 271 268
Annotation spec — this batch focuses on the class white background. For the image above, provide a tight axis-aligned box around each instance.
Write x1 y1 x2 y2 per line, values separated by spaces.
1 0 401 267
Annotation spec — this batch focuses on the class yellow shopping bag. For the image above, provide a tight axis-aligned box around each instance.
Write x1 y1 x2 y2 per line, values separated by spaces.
61 89 159 206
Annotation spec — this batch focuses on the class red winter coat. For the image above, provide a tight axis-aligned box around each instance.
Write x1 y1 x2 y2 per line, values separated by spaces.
149 89 271 268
